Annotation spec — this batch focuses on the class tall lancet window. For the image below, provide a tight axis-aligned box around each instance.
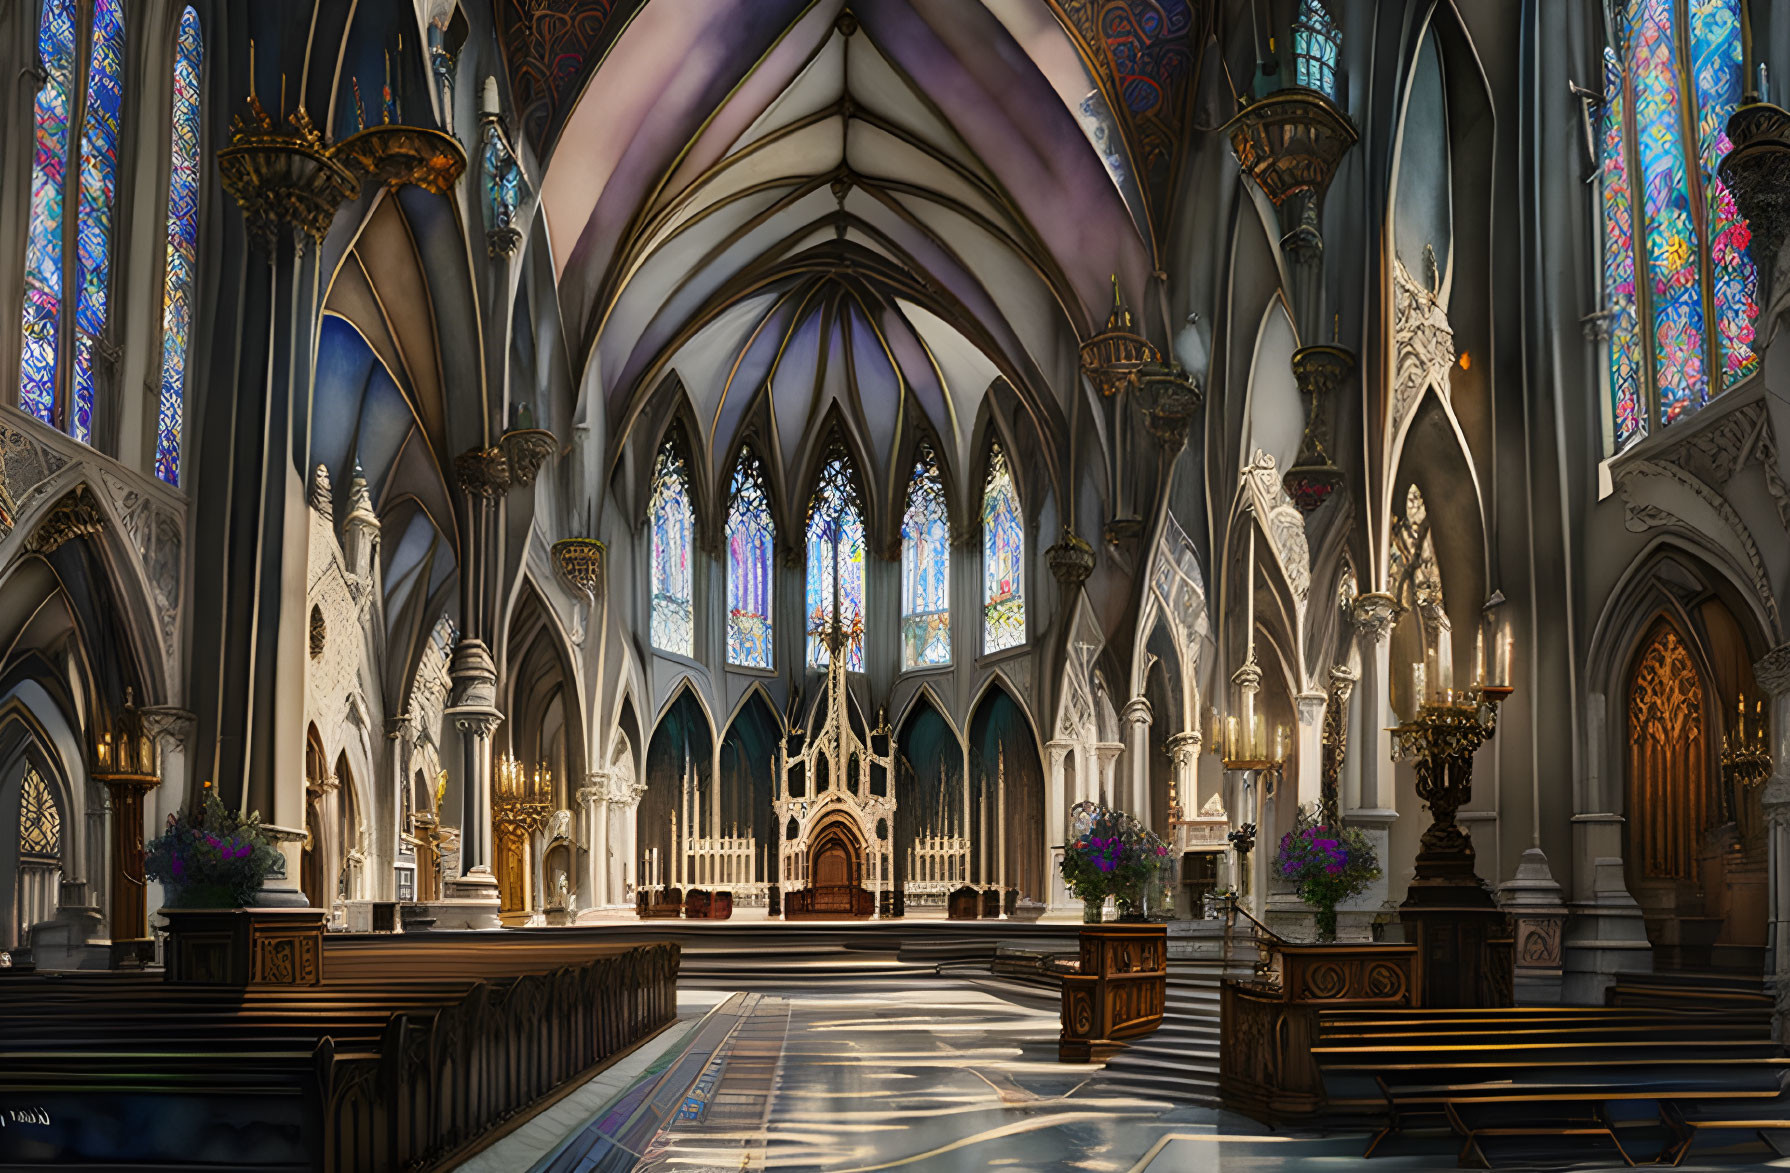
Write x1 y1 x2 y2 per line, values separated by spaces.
648 432 695 657
20 0 126 446
725 448 774 669
156 8 203 487
805 449 865 671
1292 0 1341 102
981 442 1025 653
901 444 951 668
1598 0 1756 453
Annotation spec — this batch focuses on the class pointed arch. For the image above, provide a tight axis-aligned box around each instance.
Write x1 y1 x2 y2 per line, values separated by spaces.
967 677 1045 900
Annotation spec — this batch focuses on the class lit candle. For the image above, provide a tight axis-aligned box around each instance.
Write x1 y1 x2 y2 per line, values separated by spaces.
1274 725 1289 762
1496 624 1514 688
1412 663 1427 710
1251 713 1264 760
1225 715 1238 759
1473 625 1486 686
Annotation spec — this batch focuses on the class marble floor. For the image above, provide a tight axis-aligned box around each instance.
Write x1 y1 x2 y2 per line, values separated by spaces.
463 983 1790 1173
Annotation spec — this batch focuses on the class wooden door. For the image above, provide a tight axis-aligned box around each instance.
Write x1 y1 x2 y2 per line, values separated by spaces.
815 840 852 888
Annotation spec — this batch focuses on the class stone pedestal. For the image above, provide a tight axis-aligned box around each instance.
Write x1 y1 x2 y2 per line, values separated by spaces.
1498 846 1569 1004
1562 853 1654 1005
429 867 503 930
161 907 327 985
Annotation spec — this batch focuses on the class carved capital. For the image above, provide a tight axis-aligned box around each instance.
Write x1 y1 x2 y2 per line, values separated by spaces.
25 485 105 555
1350 591 1402 642
575 784 607 808
1231 657 1263 693
137 707 196 749
1754 643 1790 698
1122 697 1153 727
1166 731 1202 767
1328 663 1359 700
1296 691 1328 725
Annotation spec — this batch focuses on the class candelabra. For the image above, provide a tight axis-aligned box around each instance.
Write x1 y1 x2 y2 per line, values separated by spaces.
1722 694 1772 790
1390 608 1517 1008
493 755 552 919
90 689 161 966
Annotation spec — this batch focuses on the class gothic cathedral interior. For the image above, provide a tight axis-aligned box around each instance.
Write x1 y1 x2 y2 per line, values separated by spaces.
2 1 1790 1170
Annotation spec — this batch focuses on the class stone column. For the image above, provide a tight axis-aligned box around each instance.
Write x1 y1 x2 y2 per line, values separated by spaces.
1046 741 1073 910
441 639 502 928
1122 697 1152 824
577 775 609 912
1294 690 1327 809
1094 743 1124 810
1754 643 1790 1040
1166 732 1200 826
1347 594 1399 913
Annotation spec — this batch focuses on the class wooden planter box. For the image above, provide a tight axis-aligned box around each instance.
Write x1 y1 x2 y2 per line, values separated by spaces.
160 907 327 986
1219 941 1419 1122
1059 923 1167 1061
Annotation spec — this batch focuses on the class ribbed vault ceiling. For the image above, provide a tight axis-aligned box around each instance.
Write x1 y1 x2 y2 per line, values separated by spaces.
538 0 1164 490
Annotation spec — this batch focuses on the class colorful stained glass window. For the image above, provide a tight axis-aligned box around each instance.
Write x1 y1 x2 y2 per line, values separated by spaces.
1293 0 1341 102
648 434 695 657
805 449 865 671
157 8 203 487
67 0 125 447
901 444 950 668
725 449 774 669
982 443 1025 653
1600 0 1758 448
1688 0 1757 386
1601 46 1644 451
18 767 61 859
19 0 78 428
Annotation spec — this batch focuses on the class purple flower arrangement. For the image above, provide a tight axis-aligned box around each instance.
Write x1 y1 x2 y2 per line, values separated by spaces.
1060 802 1172 921
1272 806 1380 940
144 785 282 909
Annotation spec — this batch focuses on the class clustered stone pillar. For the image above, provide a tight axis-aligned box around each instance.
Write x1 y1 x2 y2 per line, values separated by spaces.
442 638 503 928
1166 731 1200 824
1122 697 1152 824
578 773 611 913
1754 643 1790 1041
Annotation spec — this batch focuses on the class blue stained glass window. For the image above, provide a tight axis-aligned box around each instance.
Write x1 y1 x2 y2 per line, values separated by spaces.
1293 0 1341 102
1687 0 1758 386
18 0 78 427
901 444 950 668
649 434 695 657
1601 46 1644 450
157 8 203 487
806 450 865 671
982 442 1025 653
67 0 125 446
725 449 774 669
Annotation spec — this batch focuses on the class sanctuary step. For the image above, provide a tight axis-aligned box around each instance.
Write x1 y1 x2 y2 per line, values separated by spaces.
1311 1005 1789 1166
1093 959 1241 1107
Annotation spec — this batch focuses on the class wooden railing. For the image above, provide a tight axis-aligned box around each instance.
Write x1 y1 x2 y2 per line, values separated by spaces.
317 942 679 1171
1220 938 1419 1124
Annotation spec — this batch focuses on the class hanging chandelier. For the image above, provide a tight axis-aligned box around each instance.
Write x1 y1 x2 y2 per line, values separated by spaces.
1080 277 1160 398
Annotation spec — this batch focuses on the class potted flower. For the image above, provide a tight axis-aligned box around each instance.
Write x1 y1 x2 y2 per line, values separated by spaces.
1061 803 1173 923
145 785 282 908
146 784 326 985
1272 806 1381 942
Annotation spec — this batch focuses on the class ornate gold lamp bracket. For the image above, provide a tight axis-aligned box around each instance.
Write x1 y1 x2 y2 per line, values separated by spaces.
1282 345 1355 514
219 92 467 252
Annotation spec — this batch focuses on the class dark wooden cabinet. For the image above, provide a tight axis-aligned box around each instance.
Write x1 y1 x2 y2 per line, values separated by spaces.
1059 923 1167 1062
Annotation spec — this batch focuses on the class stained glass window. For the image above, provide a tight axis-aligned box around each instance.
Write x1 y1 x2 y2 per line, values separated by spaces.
157 9 203 487
18 0 129 448
1599 0 1758 452
19 0 78 428
1601 46 1644 450
725 448 774 669
982 443 1025 653
18 767 61 859
1292 0 1341 103
806 449 865 671
648 434 695 657
68 0 125 446
1688 0 1757 385
901 445 950 668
